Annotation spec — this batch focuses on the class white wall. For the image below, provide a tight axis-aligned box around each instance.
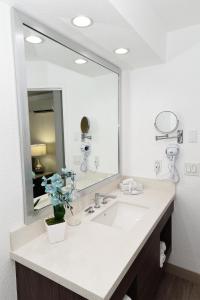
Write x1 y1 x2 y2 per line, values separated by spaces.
66 71 119 175
0 2 24 300
122 27 200 274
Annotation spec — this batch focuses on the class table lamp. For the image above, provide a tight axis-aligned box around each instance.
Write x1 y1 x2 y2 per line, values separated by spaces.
31 144 47 173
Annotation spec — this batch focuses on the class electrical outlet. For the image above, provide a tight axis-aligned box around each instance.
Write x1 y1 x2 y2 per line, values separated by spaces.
184 163 200 176
154 160 162 175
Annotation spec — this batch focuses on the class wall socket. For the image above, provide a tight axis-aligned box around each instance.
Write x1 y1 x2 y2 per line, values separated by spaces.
154 160 162 175
184 163 200 176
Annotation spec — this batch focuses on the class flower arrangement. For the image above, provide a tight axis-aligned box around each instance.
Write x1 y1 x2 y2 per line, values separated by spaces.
41 168 76 226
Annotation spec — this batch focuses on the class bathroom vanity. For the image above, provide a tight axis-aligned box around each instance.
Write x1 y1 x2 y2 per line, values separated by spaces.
11 179 175 300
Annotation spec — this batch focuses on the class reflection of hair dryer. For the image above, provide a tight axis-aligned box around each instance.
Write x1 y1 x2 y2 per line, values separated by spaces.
166 144 179 183
80 143 91 172
81 143 91 153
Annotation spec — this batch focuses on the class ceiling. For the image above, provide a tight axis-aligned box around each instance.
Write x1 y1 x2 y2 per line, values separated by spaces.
24 26 111 77
2 0 165 69
3 0 200 69
150 0 200 32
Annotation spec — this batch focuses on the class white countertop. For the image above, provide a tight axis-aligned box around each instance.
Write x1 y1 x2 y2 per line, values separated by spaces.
10 178 175 300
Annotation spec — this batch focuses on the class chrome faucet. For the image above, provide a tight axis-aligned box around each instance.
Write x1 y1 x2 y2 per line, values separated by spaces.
94 193 101 208
95 193 117 205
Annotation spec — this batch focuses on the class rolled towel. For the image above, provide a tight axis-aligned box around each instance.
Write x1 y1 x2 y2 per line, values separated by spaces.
122 178 134 185
160 241 166 253
120 183 132 191
121 183 136 193
123 295 132 300
160 253 166 268
120 179 144 195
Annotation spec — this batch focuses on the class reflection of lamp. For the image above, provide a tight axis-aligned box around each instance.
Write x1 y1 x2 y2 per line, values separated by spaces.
31 144 47 173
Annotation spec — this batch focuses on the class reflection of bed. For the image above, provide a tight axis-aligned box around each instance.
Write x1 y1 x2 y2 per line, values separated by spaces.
34 194 50 210
33 172 53 198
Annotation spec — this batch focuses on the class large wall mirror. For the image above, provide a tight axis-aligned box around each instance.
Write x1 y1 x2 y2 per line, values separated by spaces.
14 12 120 223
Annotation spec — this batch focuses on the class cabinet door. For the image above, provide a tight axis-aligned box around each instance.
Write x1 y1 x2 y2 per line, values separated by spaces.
16 263 86 300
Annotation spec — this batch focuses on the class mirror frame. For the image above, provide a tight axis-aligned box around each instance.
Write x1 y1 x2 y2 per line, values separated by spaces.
154 111 179 134
11 9 121 224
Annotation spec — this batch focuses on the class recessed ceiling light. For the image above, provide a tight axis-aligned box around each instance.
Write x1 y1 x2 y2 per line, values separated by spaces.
25 35 43 44
114 48 129 55
75 58 88 64
72 15 93 28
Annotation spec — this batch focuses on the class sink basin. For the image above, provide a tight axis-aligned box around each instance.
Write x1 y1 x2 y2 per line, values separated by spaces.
92 202 149 231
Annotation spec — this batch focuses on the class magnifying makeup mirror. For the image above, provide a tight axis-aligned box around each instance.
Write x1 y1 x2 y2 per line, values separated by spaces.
80 116 90 134
154 111 183 144
80 116 92 141
154 111 179 134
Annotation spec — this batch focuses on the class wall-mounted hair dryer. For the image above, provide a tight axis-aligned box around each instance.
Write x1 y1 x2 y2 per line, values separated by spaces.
80 142 91 172
166 144 180 183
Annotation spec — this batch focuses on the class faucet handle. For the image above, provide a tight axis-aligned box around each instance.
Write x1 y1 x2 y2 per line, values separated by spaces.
85 206 95 214
102 193 117 204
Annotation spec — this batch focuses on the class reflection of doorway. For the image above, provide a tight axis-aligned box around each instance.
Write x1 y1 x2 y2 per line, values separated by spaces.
28 89 65 197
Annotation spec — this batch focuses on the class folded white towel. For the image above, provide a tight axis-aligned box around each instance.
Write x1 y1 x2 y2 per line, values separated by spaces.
123 295 132 300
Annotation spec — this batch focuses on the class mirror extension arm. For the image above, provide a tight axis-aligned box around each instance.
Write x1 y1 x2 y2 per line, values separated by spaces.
155 130 183 144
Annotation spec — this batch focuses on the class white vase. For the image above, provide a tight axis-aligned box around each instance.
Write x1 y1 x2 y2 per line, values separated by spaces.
45 220 66 243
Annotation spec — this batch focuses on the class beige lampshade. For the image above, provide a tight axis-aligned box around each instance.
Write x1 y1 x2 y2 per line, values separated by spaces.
31 144 47 157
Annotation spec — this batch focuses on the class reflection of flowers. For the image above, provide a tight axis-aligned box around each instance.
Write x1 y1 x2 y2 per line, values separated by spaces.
41 169 76 223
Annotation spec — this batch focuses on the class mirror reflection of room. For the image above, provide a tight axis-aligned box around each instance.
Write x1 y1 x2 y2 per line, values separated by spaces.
29 90 56 173
24 24 119 209
28 90 64 205
29 91 55 199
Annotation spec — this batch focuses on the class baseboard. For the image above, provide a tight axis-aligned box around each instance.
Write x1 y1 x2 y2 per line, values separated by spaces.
166 263 200 285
